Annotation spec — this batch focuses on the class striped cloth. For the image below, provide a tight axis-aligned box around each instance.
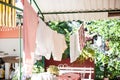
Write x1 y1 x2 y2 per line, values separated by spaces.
78 24 85 51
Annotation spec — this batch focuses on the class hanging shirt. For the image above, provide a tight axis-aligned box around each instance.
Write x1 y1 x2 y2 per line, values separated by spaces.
52 31 67 61
35 18 53 60
35 18 67 61
23 0 38 76
70 30 81 63
70 24 85 63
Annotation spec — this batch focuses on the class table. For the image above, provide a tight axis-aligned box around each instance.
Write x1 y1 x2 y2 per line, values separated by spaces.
1 56 19 79
31 72 57 80
56 73 80 80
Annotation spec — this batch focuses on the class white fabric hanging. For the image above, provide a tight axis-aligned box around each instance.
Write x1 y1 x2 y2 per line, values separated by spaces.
70 30 81 63
52 31 67 61
35 18 67 61
35 18 53 60
70 24 85 63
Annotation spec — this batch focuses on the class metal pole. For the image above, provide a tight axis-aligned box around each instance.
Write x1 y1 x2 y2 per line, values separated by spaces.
30 0 32 5
42 10 120 14
33 0 44 20
18 14 22 80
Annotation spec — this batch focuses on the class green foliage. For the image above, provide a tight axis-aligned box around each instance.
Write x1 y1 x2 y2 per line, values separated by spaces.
86 19 120 40
12 74 18 80
95 50 104 79
77 44 95 63
32 60 45 73
86 19 120 79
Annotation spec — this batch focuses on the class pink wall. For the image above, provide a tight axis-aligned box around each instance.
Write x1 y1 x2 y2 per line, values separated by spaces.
0 27 22 38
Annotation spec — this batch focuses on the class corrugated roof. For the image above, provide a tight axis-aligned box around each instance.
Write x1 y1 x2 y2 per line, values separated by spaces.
33 0 120 21
36 0 120 12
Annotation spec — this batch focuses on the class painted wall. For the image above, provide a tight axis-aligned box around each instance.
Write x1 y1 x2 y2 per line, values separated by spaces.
0 38 23 56
0 27 23 79
0 27 23 56
0 27 22 38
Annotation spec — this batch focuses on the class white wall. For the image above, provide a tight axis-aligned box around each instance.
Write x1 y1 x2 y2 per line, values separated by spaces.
0 38 23 79
0 38 23 56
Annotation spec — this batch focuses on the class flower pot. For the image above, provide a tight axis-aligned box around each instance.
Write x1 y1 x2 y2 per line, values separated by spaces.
104 78 109 80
